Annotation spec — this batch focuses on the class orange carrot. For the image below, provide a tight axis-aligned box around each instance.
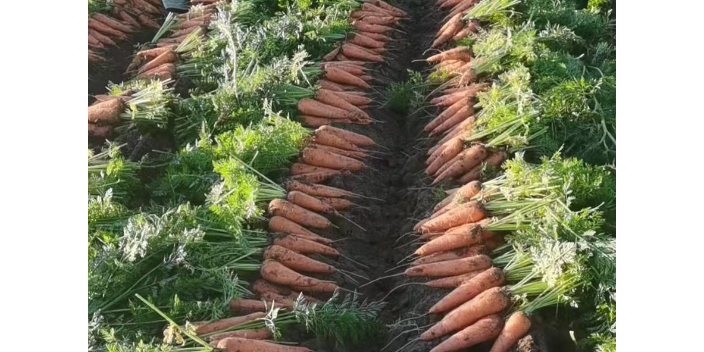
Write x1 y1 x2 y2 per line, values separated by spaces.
215 337 312 352
354 15 398 26
273 235 340 257
342 43 386 62
268 216 333 245
264 245 336 274
433 180 482 212
287 191 336 214
372 0 408 17
325 66 371 89
88 124 113 139
131 0 162 15
89 50 105 62
419 200 486 235
424 269 485 288
229 299 283 314
137 14 161 30
319 125 376 146
329 90 372 106
359 31 393 42
319 197 355 210
260 260 339 292
424 98 469 132
430 109 474 137
488 311 532 352
457 151 507 183
433 144 487 185
446 0 481 20
322 46 341 61
269 199 332 229
298 98 359 120
88 98 124 124
284 180 355 198
314 90 370 120
429 315 505 352
422 286 509 341
89 28 117 46
417 219 492 256
360 2 396 16
137 63 176 80
290 170 345 184
411 245 487 266
312 143 367 160
88 34 105 50
314 128 362 151
115 8 141 28
290 162 339 176
302 115 355 127
432 15 463 48
430 267 505 314
301 147 366 171
196 312 266 335
426 138 465 175
349 32 386 49
209 329 272 343
436 120 474 147
427 47 473 63
93 13 133 33
452 21 479 41
323 64 367 76
405 254 492 277
89 18 128 40
137 49 177 74
431 84 488 107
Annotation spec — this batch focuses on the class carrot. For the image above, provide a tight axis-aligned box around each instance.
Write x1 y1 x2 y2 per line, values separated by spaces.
143 0 164 6
489 311 531 352
417 218 492 256
430 267 505 314
260 260 339 292
440 0 464 8
88 35 105 50
322 64 366 76
131 0 162 15
269 199 332 229
427 47 473 63
452 22 479 41
419 200 486 234
359 31 392 42
430 109 474 137
424 269 485 288
298 98 359 120
433 149 466 179
351 10 387 19
273 235 340 257
320 125 376 146
291 162 340 176
312 143 367 160
302 115 354 127
360 2 396 16
88 124 113 139
431 84 488 107
433 181 482 212
137 63 176 80
330 90 373 106
115 8 141 28
88 18 128 40
349 32 387 49
301 147 366 171
432 15 464 48
446 0 480 20
287 190 336 214
429 315 504 352
435 120 474 148
322 46 341 61
318 79 344 92
405 254 492 277
459 65 479 86
196 312 266 335
284 180 354 198
88 98 124 124
89 51 105 62
424 98 468 132
229 299 283 314
138 49 177 74
319 197 355 210
89 28 117 47
325 66 371 89
315 90 369 120
264 245 336 274
314 128 362 151
426 138 464 175
268 216 333 245
354 15 398 26
170 25 205 38
290 170 345 184
411 245 487 265
433 144 487 185
137 14 161 29
93 13 133 33
215 337 312 352
209 329 272 344
372 0 408 17
457 151 507 183
353 19 395 33
323 60 367 67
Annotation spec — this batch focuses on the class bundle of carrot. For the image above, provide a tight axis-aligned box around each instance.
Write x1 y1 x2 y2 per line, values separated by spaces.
88 0 165 62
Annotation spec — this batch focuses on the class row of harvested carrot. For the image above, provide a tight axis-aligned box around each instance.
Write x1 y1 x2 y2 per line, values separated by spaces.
400 1 532 352
88 0 164 62
174 3 406 351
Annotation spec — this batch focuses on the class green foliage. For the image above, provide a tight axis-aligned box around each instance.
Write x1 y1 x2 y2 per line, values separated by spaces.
151 147 219 206
206 159 265 225
385 70 426 115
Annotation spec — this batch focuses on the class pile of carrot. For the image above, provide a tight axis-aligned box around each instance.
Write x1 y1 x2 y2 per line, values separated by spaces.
88 0 164 62
300 0 407 128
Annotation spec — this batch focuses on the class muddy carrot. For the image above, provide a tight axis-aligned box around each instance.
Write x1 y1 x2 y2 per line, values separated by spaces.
430 110 474 137
457 151 506 183
264 245 336 274
137 14 161 29
260 260 339 292
320 125 376 146
131 0 162 15
405 254 492 277
312 92 370 122
269 199 332 229
427 47 473 63
373 0 408 17
348 32 386 49
229 299 283 314
319 197 355 210
290 170 346 184
411 245 488 265
430 267 506 314
284 180 355 198
115 8 141 28
137 49 177 74
342 43 385 62
268 216 333 245
433 181 482 212
274 235 340 257
429 315 505 352
302 115 355 127
299 98 359 120
291 162 339 176
417 219 492 256
433 144 488 185
489 311 532 352
93 13 133 33
314 128 363 151
329 90 372 106
88 18 128 40
88 34 105 50
426 138 465 175
424 98 469 132
215 337 312 352
137 63 176 80
196 312 266 335
301 147 366 171
209 329 272 344
424 269 485 288
325 66 372 89
89 28 117 46
287 190 336 214
359 31 393 42
312 143 367 160
432 16 464 48
88 98 124 124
